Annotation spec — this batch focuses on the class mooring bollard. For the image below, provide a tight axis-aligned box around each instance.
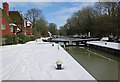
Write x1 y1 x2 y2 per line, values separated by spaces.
58 43 60 50
52 43 54 46
56 60 63 70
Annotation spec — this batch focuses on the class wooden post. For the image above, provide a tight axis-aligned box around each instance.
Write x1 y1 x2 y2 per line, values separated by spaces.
76 42 79 46
69 40 72 45
64 42 66 46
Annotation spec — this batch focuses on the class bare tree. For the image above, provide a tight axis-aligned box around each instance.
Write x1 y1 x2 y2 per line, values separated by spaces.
25 8 44 28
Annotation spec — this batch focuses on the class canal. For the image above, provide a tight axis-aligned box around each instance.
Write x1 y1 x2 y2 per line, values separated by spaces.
65 46 118 80
52 38 118 80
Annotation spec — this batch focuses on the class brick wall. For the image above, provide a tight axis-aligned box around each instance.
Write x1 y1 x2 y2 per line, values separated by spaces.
0 17 14 36
3 2 9 16
0 17 2 37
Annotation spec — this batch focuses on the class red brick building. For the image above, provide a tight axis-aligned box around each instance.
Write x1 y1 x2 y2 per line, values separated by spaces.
0 2 17 37
22 17 33 36
0 2 33 37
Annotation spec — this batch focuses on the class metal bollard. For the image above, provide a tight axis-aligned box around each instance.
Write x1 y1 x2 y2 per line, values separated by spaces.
52 43 54 46
56 60 63 70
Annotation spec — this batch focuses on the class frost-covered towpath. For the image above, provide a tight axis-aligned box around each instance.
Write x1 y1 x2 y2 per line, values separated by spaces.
1 40 96 80
87 41 120 50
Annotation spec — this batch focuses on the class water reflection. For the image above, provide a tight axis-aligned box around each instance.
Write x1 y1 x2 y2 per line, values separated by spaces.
65 47 118 80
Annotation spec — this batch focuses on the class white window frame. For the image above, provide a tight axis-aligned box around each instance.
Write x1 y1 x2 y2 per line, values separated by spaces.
24 20 26 28
11 26 13 32
2 24 5 30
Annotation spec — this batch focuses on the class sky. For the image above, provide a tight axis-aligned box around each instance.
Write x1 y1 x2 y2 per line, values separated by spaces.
1 2 95 29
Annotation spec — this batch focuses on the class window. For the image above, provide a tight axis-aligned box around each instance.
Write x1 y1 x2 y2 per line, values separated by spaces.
2 24 5 30
11 26 13 32
24 20 26 28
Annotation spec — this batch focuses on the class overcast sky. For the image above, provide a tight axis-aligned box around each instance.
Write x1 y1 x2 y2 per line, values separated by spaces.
1 2 95 29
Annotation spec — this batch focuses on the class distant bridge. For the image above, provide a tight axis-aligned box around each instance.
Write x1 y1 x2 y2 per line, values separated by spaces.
49 38 100 47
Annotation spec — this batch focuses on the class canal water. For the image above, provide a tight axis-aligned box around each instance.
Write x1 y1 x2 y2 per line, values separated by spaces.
53 38 118 80
65 46 118 80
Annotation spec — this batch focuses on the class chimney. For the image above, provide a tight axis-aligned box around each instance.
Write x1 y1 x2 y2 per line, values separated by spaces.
3 2 9 16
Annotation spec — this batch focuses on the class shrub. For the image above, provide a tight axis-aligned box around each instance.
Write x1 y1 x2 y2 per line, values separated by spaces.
3 34 36 45
17 34 35 44
17 34 27 44
3 35 18 45
13 35 19 44
30 36 35 41
26 36 31 42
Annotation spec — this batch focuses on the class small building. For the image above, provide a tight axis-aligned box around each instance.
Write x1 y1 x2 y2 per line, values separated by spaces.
22 17 33 36
0 2 21 37
0 2 33 37
9 11 23 34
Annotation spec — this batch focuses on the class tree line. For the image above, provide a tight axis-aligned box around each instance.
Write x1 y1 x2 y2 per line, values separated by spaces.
25 8 58 38
24 2 120 39
59 2 120 38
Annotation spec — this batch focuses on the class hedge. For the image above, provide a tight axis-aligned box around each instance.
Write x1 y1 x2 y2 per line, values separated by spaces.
3 35 18 45
3 34 35 45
